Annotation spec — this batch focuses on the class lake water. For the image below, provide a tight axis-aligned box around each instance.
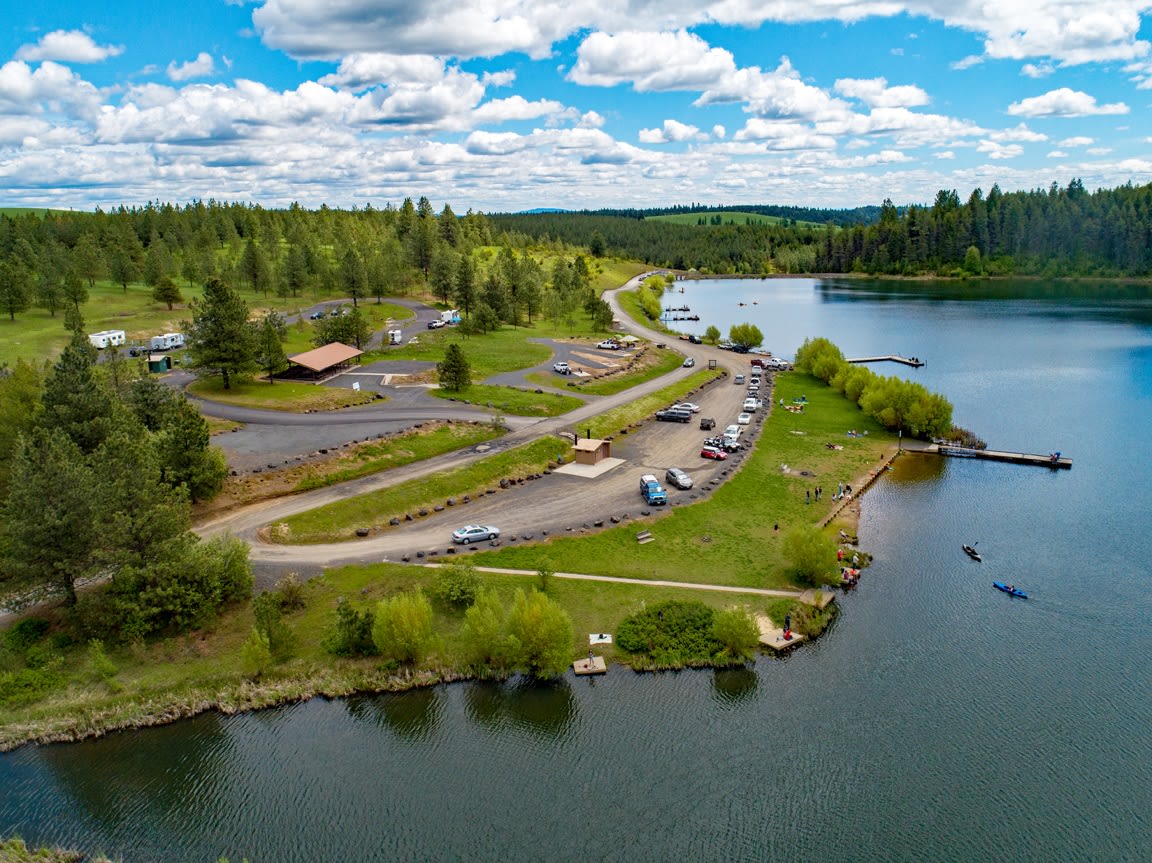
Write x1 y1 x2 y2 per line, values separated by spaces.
3 279 1152 862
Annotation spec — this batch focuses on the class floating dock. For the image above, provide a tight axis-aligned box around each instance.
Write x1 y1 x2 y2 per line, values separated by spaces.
934 445 1071 469
846 355 925 367
574 656 607 675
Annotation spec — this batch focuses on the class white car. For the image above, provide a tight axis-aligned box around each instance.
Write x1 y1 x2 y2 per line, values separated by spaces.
674 402 701 413
452 524 500 544
724 424 741 438
553 361 571 374
743 398 759 412
737 413 752 425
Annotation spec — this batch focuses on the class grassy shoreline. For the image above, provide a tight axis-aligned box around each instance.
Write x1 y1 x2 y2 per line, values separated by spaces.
1 369 895 752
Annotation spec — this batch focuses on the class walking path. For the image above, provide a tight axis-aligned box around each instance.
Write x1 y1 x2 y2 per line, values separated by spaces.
439 565 806 598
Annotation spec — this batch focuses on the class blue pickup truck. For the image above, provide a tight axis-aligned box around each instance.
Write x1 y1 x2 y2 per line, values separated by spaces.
639 474 668 505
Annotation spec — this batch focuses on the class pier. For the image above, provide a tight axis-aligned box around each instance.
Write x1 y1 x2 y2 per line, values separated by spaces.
846 355 925 367
931 444 1072 469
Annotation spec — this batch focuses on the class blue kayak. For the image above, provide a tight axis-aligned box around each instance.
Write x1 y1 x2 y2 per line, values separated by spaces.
993 581 1027 599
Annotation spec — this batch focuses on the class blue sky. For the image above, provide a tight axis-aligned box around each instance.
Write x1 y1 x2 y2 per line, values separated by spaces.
1 0 1150 212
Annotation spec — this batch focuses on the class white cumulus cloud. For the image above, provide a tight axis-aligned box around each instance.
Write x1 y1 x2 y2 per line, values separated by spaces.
16 30 123 64
1007 88 1129 117
639 119 706 144
167 52 216 82
569 30 736 91
834 77 930 108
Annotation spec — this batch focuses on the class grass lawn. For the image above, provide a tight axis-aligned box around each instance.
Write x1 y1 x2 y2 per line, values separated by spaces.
593 259 649 293
0 557 807 751
427 383 584 417
469 372 897 590
293 422 503 491
187 377 382 411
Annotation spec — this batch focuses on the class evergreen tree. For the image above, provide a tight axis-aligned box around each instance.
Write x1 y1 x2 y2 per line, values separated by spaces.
0 359 42 498
157 397 227 502
436 343 471 391
255 310 288 383
38 332 117 455
2 427 99 606
184 277 258 390
152 275 183 310
454 253 477 317
0 260 31 320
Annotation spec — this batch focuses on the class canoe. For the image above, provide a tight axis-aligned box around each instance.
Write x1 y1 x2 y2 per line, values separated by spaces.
962 544 982 562
993 581 1027 599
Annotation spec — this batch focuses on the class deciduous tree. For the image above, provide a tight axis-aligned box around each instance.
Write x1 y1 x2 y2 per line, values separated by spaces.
372 590 435 664
504 589 573 678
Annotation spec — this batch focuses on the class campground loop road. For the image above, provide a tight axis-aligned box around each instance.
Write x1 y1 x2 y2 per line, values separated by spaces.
197 275 756 572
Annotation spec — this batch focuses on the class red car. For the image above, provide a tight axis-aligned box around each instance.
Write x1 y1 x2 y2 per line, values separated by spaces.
700 445 728 461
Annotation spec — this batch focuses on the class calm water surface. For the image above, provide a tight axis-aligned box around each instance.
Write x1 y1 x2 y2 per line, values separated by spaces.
3 279 1151 862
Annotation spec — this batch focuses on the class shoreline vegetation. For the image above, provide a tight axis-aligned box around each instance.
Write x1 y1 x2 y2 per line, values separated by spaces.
0 366 901 752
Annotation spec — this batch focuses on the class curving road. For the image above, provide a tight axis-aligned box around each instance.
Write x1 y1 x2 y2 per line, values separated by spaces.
197 276 758 574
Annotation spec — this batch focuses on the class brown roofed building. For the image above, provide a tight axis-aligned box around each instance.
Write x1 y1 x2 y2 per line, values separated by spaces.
286 342 363 379
572 437 611 465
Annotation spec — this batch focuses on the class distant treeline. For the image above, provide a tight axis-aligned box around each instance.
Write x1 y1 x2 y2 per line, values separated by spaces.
573 203 883 227
493 180 1152 278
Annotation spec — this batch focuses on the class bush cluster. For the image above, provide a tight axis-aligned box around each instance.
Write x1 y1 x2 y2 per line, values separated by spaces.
615 600 758 667
794 337 953 439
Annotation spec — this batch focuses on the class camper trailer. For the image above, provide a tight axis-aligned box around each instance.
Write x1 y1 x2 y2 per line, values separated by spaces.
88 330 126 349
388 329 403 345
149 332 184 351
440 309 461 324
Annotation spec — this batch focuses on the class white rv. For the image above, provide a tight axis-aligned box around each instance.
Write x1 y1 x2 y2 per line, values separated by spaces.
88 330 126 349
149 333 185 351
388 329 403 345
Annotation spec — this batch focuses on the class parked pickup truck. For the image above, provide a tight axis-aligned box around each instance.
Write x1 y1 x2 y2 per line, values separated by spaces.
639 474 668 505
655 408 692 423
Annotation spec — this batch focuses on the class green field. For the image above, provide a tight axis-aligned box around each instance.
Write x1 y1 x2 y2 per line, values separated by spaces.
648 211 823 229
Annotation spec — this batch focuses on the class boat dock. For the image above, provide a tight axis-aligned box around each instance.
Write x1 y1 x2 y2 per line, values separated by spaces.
846 355 924 367
932 444 1072 469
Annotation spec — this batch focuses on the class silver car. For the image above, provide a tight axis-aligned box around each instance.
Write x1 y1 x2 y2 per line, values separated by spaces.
665 467 693 490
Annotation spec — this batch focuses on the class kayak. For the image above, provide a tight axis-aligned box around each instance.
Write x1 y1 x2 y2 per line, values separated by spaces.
993 581 1027 599
963 544 982 562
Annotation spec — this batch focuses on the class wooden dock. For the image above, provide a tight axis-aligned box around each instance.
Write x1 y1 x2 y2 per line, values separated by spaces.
934 445 1071 469
574 656 607 675
846 355 924 367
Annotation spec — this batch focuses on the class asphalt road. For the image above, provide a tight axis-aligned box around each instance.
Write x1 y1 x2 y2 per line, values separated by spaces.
197 276 765 574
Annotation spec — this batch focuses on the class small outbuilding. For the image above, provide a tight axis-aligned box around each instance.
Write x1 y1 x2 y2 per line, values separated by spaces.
286 342 363 379
147 354 172 373
572 437 612 466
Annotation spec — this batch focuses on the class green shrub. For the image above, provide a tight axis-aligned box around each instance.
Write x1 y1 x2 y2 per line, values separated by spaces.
240 627 273 678
323 599 378 657
431 563 480 609
616 600 720 665
711 607 760 662
253 592 295 658
3 617 50 652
